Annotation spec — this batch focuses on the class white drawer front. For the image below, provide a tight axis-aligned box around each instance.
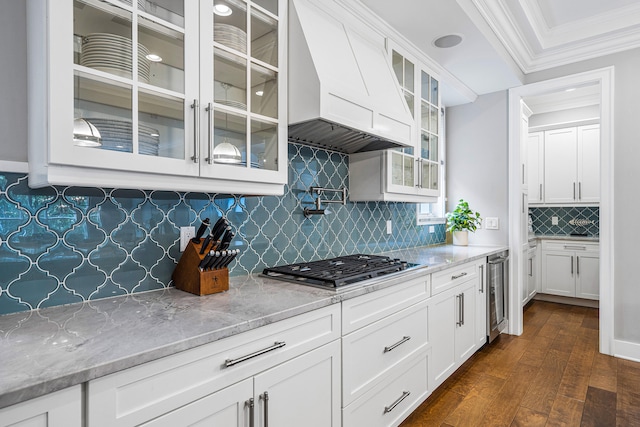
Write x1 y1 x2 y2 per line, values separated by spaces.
342 300 428 405
342 350 430 427
342 273 429 334
88 304 341 427
432 262 477 296
541 240 599 252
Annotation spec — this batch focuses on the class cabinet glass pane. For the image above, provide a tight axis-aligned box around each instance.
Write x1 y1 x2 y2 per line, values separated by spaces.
213 0 248 54
403 91 414 117
139 0 185 27
420 161 430 189
430 163 439 190
404 59 414 92
431 78 439 103
420 101 429 132
391 152 403 185
138 91 184 159
430 105 438 134
420 132 430 159
251 7 278 67
251 63 277 118
403 156 414 187
74 73 133 153
253 0 278 15
251 119 277 171
430 135 439 162
214 48 247 110
421 71 430 103
213 110 246 166
392 51 403 86
74 0 133 80
139 17 185 92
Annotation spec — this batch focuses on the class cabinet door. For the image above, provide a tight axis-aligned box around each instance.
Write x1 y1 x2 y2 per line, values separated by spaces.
253 340 341 427
544 128 578 203
199 0 287 185
0 386 81 427
428 288 457 388
455 280 477 364
476 263 488 348
526 251 538 303
576 253 599 300
140 379 252 427
542 250 575 297
49 0 200 177
577 125 600 203
528 132 544 204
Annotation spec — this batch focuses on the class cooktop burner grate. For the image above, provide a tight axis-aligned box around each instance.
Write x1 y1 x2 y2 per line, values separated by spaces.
262 254 411 288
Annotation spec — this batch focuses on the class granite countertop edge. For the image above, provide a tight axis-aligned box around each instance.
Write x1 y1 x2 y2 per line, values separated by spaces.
0 243 506 409
528 235 600 242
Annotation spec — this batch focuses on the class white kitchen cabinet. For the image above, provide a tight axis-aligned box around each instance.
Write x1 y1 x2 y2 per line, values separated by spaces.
543 125 599 204
524 242 538 305
0 386 82 427
476 260 488 348
429 274 477 388
527 131 544 204
541 240 599 300
349 45 442 203
27 0 287 194
87 304 340 427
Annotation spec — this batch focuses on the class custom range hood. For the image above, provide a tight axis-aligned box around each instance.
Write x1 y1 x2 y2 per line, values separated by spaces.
288 0 414 153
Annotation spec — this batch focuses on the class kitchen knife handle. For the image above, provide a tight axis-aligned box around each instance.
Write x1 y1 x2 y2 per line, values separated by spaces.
225 341 286 367
199 235 213 254
192 218 210 243
190 99 199 163
205 102 213 164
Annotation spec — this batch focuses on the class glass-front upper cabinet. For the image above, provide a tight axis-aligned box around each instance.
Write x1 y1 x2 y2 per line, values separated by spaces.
199 0 286 183
27 0 286 194
387 46 441 199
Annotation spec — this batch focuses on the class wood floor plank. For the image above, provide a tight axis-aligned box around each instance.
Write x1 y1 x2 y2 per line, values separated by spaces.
443 388 492 427
518 335 554 368
546 395 584 427
557 340 596 401
399 389 465 427
580 386 617 427
520 349 570 414
510 406 547 427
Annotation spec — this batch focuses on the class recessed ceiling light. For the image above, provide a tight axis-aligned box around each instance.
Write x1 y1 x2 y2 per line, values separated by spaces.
214 4 232 16
255 90 264 96
433 34 463 49
146 53 163 62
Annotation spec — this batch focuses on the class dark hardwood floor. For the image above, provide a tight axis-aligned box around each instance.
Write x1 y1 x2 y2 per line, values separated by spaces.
400 300 640 426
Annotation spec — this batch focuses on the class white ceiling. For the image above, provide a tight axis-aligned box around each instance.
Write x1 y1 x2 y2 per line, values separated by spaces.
359 0 640 106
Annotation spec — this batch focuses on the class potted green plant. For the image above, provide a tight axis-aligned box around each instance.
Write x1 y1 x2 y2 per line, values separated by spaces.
446 199 482 246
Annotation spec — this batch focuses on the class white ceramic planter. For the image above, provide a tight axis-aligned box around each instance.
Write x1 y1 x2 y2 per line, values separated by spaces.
452 231 469 246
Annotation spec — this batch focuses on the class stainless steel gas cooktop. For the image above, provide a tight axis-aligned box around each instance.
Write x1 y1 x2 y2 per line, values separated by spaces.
262 254 418 290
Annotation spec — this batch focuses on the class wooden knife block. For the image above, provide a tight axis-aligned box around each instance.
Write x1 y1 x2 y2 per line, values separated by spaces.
172 241 229 296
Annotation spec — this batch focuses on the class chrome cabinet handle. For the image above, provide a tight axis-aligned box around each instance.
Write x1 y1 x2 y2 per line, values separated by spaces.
456 294 462 326
571 256 574 275
529 258 533 276
461 292 465 326
522 193 525 213
452 272 468 280
564 245 586 250
577 256 580 276
384 391 411 414
415 159 422 188
540 183 543 201
204 102 213 164
522 164 525 185
384 336 411 353
246 398 255 427
579 182 582 200
261 392 269 427
190 99 199 163
573 182 576 200
225 342 286 367
479 265 484 293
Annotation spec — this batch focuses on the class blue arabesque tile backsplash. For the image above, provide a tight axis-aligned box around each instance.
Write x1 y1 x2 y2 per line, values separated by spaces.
529 206 599 236
0 143 445 315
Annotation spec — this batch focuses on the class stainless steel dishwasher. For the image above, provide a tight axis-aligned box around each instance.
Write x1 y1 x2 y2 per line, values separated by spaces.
487 251 509 343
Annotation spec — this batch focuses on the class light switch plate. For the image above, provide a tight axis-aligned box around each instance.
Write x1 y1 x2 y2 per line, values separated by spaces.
180 226 195 251
429 225 435 233
552 216 559 226
485 217 499 230
386 220 392 235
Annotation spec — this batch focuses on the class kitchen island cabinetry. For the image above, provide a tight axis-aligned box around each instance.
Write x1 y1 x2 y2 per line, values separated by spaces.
541 240 599 300
87 304 341 427
428 261 481 388
27 0 287 195
0 386 81 427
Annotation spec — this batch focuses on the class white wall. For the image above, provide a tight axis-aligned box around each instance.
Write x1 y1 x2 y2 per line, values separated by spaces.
445 91 509 246
0 0 28 163
528 105 599 128
524 48 640 346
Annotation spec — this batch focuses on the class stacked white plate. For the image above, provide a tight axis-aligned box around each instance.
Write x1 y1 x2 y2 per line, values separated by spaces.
80 33 151 82
84 118 160 156
214 23 247 53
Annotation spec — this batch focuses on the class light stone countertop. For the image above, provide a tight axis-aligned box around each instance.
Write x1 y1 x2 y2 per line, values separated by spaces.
529 234 600 243
0 243 506 409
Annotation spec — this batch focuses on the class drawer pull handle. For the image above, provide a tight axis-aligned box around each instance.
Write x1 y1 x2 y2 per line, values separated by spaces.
384 336 411 353
225 341 286 367
564 245 587 250
452 272 468 280
261 392 269 427
246 398 255 427
384 391 411 414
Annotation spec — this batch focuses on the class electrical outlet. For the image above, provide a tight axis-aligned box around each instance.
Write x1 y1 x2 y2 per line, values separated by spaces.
386 220 392 235
429 225 435 233
552 216 559 226
180 226 195 251
485 217 499 230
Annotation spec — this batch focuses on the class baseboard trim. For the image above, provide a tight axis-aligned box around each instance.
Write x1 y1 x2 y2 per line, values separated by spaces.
614 340 640 362
533 293 599 308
